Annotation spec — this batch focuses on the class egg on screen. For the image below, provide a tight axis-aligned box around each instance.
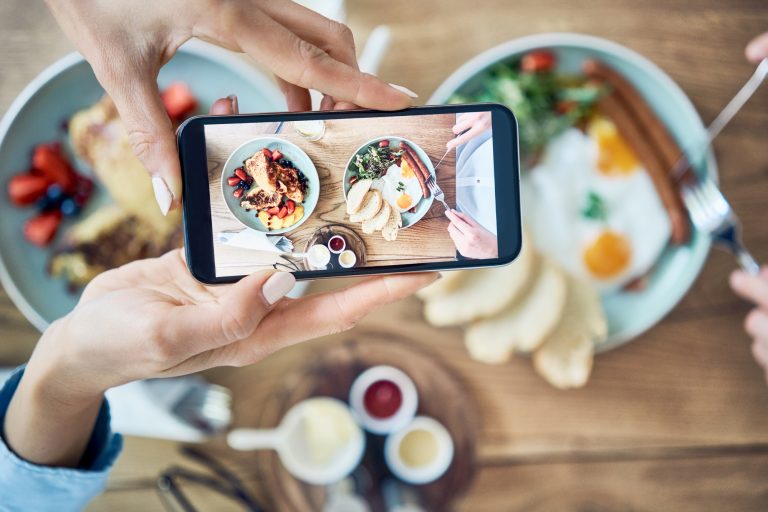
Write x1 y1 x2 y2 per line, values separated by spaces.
522 117 671 292
377 162 422 213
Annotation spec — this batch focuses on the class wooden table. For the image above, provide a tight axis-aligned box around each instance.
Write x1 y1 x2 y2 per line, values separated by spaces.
206 115 457 277
1 0 768 510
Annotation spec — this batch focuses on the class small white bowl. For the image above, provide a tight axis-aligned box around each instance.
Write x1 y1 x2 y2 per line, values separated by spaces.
384 416 454 485
349 365 418 435
328 234 346 254
338 249 357 268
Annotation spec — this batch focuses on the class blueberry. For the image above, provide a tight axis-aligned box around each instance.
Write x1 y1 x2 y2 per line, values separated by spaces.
37 196 55 211
46 184 64 202
60 197 81 217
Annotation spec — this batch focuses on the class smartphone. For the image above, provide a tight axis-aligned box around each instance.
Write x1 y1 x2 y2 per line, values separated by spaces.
178 103 521 283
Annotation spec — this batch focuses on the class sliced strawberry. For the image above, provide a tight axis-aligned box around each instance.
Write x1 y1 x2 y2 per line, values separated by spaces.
271 150 283 161
8 174 50 206
32 144 75 191
233 188 244 198
521 50 556 73
235 168 247 181
161 82 198 121
24 211 61 247
266 206 280 215
378 139 390 148
285 199 295 215
262 148 272 159
277 206 288 219
227 176 241 187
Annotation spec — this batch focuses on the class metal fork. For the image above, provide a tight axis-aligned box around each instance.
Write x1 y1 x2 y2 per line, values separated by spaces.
425 174 450 211
681 177 760 274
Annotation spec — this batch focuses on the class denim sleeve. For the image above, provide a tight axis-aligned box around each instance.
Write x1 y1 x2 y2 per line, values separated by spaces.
0 366 123 511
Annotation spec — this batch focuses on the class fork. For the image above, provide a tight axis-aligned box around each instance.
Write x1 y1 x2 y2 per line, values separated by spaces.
425 174 450 212
681 177 760 274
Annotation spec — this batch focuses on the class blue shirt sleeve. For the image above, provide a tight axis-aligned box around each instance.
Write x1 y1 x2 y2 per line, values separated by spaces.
0 366 123 511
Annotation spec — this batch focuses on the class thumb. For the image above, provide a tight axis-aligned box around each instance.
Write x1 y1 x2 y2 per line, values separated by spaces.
96 65 180 215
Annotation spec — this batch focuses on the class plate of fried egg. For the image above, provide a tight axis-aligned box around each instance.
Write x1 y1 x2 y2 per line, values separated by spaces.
423 33 715 384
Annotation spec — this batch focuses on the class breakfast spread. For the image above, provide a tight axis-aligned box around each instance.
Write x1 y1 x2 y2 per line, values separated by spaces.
344 138 433 242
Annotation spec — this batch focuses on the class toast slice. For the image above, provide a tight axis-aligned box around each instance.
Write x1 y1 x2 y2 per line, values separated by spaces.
362 201 391 234
350 190 383 223
381 205 403 242
346 179 373 214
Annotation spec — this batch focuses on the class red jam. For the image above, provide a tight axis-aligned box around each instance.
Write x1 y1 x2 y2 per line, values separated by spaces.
329 235 345 252
363 379 402 419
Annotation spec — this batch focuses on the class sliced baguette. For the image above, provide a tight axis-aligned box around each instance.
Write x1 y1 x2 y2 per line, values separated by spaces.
381 206 402 241
464 258 567 363
532 276 607 389
362 201 391 234
423 232 534 326
350 190 383 222
346 179 373 214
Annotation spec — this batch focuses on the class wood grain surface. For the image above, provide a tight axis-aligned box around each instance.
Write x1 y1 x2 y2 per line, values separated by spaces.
0 0 767 511
206 115 457 277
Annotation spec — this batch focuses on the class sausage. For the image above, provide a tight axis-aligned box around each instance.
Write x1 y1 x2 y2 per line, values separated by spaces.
400 147 430 199
399 142 433 195
594 92 690 244
583 59 694 184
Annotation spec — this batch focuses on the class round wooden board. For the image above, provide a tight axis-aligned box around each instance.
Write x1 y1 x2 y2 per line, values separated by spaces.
252 334 478 511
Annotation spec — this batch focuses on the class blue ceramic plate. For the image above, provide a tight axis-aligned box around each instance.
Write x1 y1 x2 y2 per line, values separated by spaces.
0 41 285 331
430 33 715 352
220 136 319 234
343 136 435 229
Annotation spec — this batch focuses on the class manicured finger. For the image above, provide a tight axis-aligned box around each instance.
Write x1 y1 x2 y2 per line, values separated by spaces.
228 10 414 110
452 113 478 134
447 125 482 150
746 32 768 63
730 269 768 308
445 209 472 231
91 59 180 215
745 309 768 340
162 270 296 356
209 95 239 116
320 94 335 111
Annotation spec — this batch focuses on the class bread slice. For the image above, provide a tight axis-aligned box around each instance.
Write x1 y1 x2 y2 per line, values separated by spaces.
381 206 402 242
423 232 534 326
346 179 373 214
350 190 383 223
464 258 567 363
416 270 467 300
362 201 391 234
532 276 607 389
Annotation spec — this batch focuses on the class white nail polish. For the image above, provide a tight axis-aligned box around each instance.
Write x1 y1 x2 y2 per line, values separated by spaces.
388 83 419 98
152 176 173 216
262 271 296 305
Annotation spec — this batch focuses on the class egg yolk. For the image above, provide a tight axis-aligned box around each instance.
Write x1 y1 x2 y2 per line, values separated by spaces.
401 159 416 179
583 231 631 279
396 193 413 210
589 117 638 176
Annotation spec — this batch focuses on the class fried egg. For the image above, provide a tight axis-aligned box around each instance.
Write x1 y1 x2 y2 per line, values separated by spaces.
376 161 423 213
522 117 671 292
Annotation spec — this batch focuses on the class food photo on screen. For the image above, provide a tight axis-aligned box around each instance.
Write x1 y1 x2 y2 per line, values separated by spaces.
204 112 499 278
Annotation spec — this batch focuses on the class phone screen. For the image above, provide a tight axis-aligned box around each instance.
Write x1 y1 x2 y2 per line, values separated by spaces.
196 108 511 279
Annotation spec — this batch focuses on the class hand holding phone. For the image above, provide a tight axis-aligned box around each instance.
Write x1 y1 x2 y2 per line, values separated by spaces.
178 104 521 283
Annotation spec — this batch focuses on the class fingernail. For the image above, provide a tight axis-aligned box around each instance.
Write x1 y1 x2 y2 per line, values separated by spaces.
152 176 173 216
227 94 239 114
388 83 418 98
262 271 296 305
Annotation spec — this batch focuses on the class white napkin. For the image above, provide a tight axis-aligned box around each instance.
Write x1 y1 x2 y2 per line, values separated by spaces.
217 229 285 252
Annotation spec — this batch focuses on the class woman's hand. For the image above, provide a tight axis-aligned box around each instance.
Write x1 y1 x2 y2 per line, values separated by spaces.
446 112 492 151
746 32 768 62
730 268 768 382
445 209 498 259
45 0 417 214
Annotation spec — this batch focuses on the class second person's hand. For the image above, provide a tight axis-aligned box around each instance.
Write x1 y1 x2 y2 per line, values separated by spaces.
45 0 418 214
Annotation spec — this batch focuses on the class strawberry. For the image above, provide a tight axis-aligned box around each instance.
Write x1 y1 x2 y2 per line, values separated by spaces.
262 148 272 159
227 176 241 187
521 50 556 73
233 188 244 198
32 144 75 191
235 168 247 181
7 174 50 206
277 206 288 219
24 211 61 247
285 199 295 215
266 206 280 215
378 139 390 148
161 82 198 121
271 150 283 161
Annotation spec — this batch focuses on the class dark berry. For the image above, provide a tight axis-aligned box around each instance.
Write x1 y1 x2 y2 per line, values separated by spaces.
60 197 80 217
36 196 56 212
46 183 64 202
